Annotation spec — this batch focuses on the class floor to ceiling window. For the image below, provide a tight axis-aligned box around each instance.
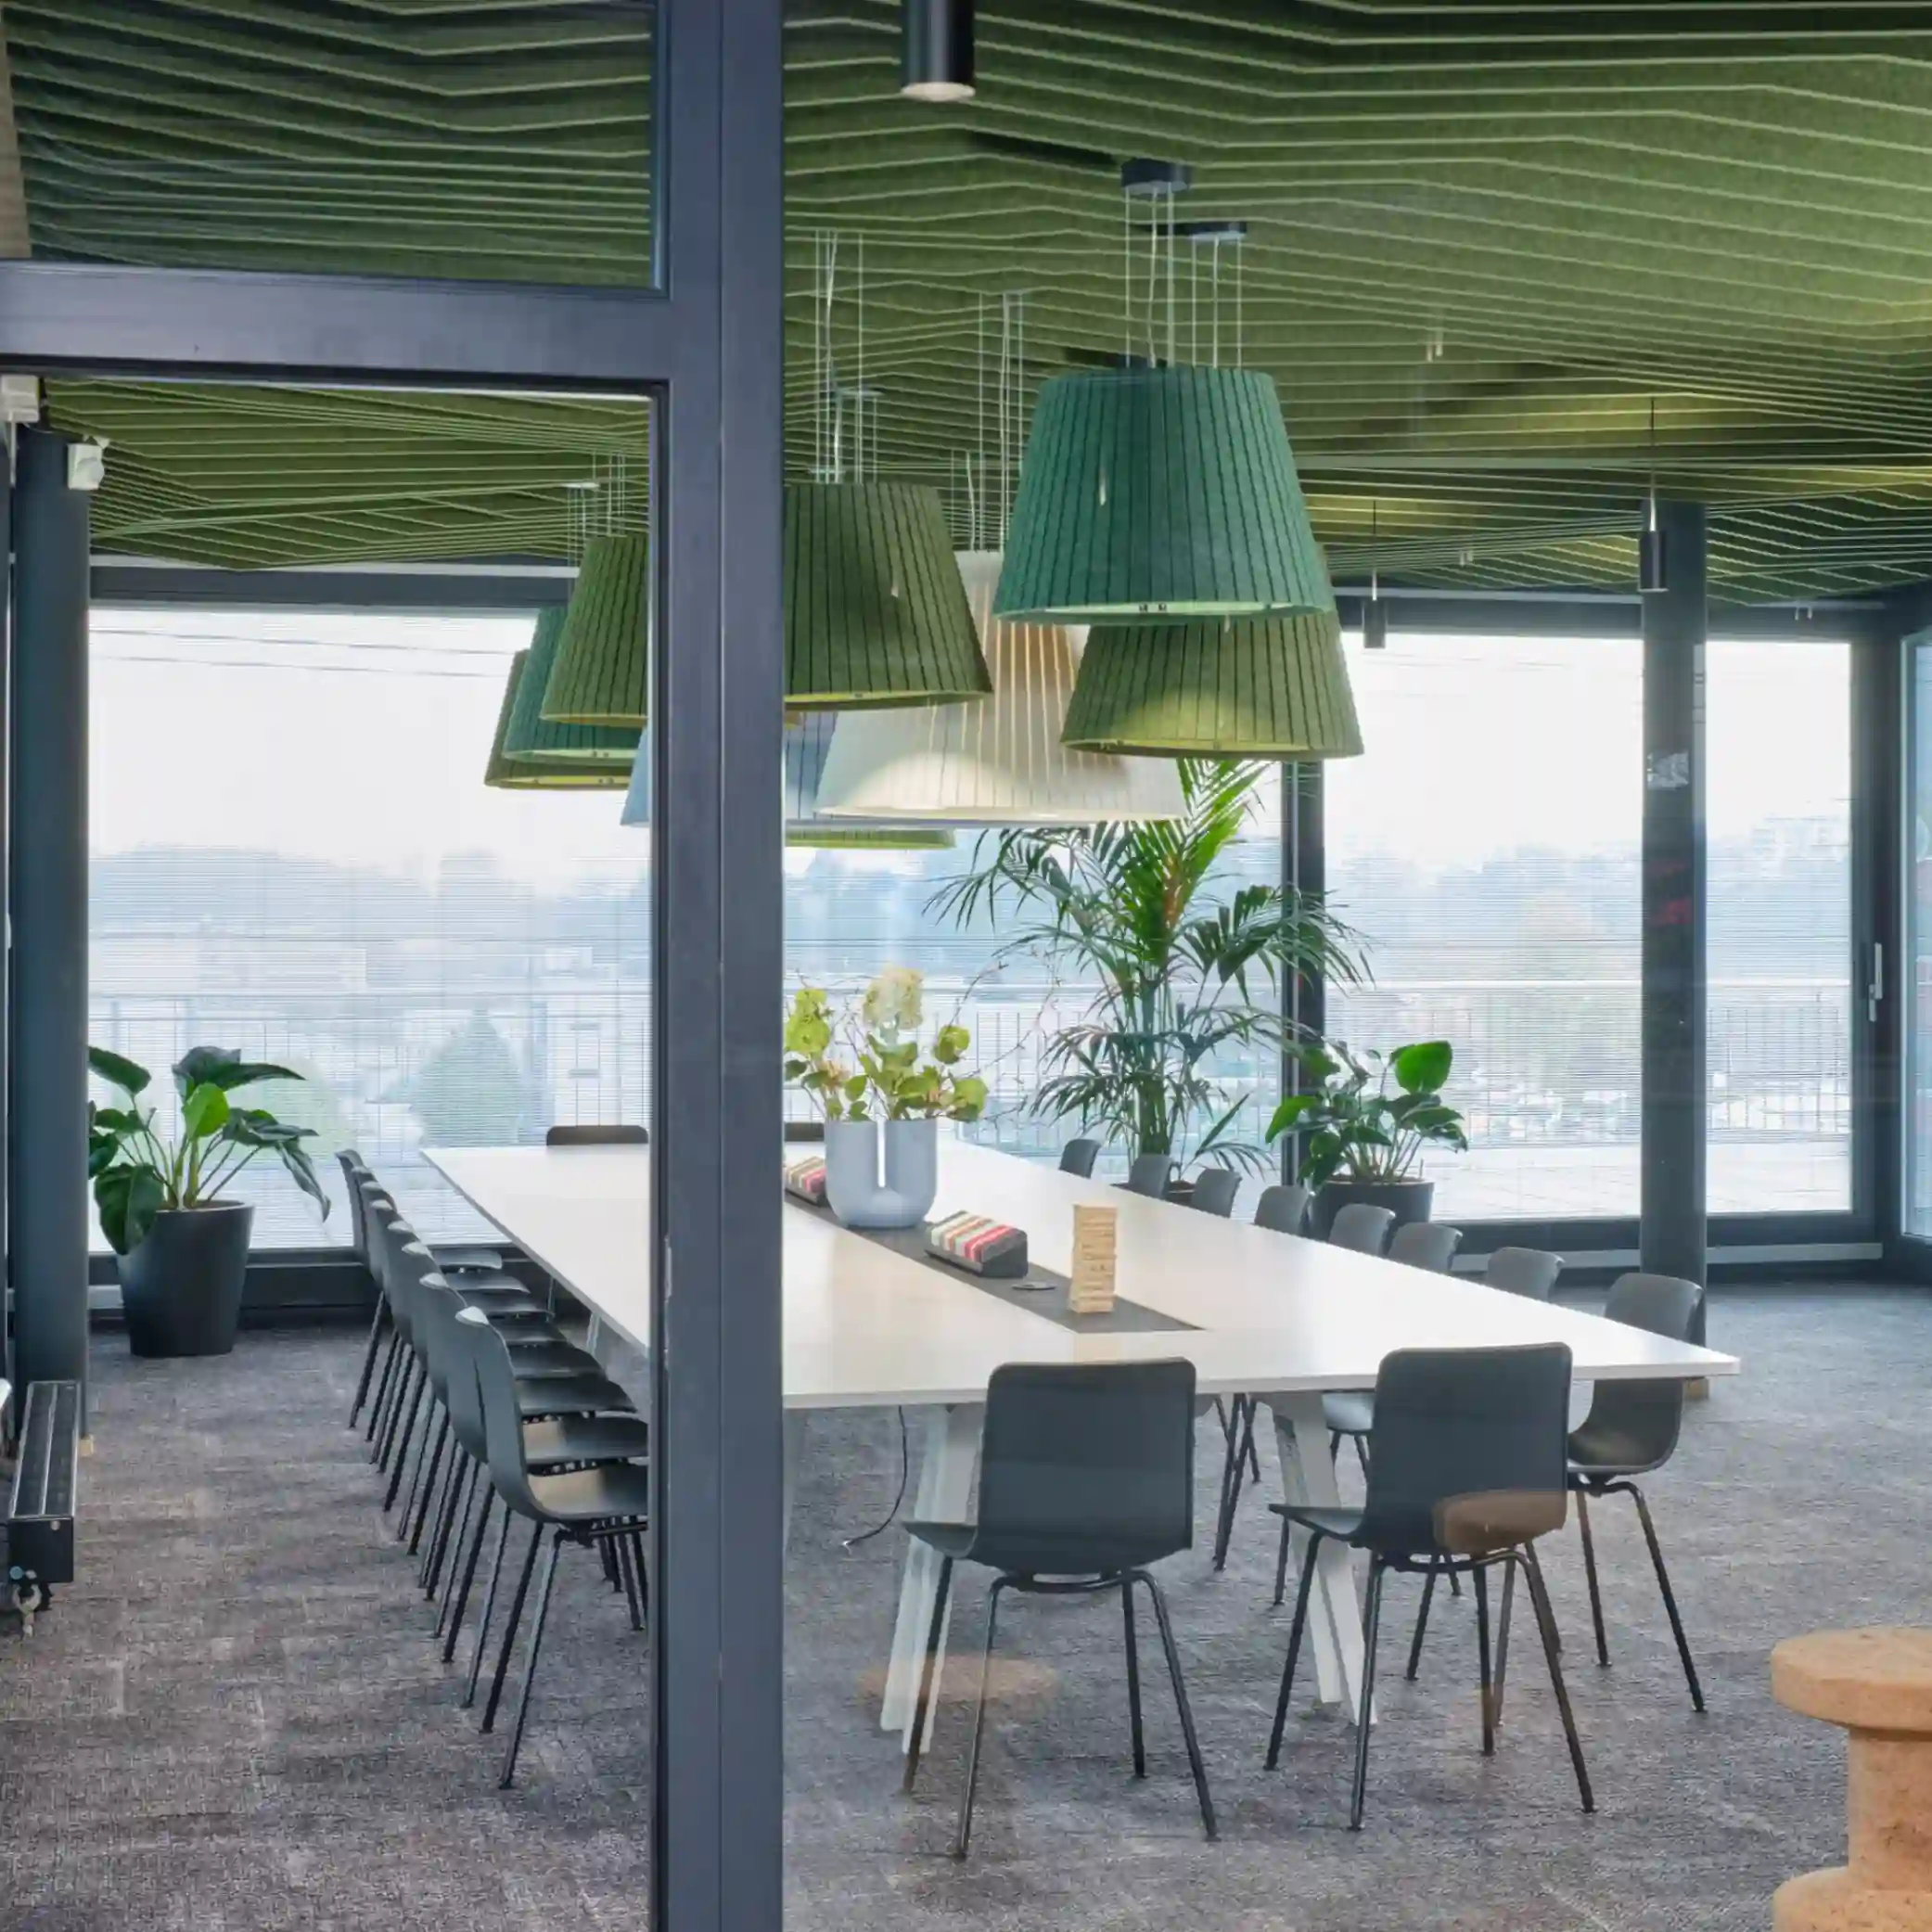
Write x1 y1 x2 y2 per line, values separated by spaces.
88 606 652 1248
1323 630 1644 1221
1906 639 1932 1235
1706 637 1853 1213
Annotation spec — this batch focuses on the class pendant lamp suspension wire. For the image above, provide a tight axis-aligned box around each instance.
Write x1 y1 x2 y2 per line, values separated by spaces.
975 293 986 549
1646 394 1658 533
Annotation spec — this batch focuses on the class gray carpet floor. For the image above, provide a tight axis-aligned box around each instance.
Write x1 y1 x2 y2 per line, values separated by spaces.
0 1289 1912 1929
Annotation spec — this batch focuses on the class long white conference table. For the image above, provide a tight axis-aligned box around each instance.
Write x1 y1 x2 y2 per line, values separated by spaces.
427 1140 1736 1747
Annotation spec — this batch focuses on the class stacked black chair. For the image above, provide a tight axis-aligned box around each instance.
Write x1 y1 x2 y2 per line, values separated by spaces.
1058 1137 1101 1178
1326 1202 1397 1254
1487 1246 1564 1299
1265 1342 1593 1828
1253 1184 1308 1235
1124 1152 1175 1198
1567 1271 1707 1713
1190 1165 1241 1218
545 1123 649 1145
902 1360 1216 1856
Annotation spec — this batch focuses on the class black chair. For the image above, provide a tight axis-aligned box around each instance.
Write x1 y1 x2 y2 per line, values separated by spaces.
1253 1183 1308 1235
1190 1165 1241 1218
784 1120 825 1144
1058 1137 1101 1178
546 1123 648 1145
1487 1246 1563 1299
1265 1342 1592 1828
902 1360 1216 1856
1122 1152 1175 1198
1326 1202 1396 1254
468 1317 650 1786
1388 1221 1463 1273
1567 1271 1706 1713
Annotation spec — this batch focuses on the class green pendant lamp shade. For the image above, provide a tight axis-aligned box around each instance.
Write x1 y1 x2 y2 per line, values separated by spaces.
486 655 630 789
784 481 992 709
508 609 639 763
1061 609 1363 760
542 533 651 726
994 365 1332 624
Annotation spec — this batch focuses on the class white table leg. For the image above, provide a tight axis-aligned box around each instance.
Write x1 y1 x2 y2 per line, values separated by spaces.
880 1401 982 1749
1266 1392 1370 1719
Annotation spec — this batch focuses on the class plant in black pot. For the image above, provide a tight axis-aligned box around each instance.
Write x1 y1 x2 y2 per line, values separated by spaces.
88 1045 328 1358
1266 1040 1468 1237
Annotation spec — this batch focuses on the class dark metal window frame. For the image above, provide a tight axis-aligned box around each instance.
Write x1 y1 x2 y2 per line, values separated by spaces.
0 5 784 1927
1305 590 1890 1273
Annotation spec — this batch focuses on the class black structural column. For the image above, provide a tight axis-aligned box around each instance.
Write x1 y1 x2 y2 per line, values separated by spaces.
9 428 92 1404
1640 499 1708 1322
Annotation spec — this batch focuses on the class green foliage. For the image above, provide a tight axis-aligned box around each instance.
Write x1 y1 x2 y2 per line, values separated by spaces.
87 1044 328 1255
399 1012 531 1147
931 760 1362 1169
785 975 988 1123
1266 1039 1469 1187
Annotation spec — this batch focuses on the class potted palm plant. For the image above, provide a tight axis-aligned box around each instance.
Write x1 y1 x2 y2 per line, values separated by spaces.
1265 1039 1468 1235
88 1045 328 1357
932 760 1360 1174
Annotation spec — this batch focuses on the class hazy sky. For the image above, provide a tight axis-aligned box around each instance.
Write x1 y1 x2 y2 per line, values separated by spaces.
89 609 1850 886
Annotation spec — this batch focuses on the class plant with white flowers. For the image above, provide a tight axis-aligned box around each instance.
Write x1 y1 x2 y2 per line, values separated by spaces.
785 969 988 1123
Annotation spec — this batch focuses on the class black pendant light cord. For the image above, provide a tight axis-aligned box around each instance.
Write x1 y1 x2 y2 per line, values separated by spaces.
842 1406 912 1550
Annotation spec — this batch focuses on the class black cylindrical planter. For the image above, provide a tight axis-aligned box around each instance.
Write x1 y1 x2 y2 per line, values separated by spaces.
117 1204 254 1358
1311 1178 1433 1239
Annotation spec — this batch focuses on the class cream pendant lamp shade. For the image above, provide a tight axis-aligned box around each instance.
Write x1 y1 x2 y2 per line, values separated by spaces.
542 532 650 726
508 609 639 763
812 551 1184 825
1061 608 1363 760
486 655 630 790
783 711 953 849
783 481 992 709
994 365 1332 624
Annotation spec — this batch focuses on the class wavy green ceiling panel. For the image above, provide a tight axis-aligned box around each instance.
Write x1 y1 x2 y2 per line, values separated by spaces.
17 3 1932 595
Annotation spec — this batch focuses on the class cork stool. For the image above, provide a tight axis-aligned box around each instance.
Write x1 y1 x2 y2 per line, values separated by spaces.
1772 1628 1932 1929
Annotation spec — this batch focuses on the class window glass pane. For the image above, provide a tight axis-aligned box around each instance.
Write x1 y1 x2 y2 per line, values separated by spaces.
1707 639 1852 1213
2 1 655 286
88 608 652 1249
1324 632 1643 1221
784 764 1282 1196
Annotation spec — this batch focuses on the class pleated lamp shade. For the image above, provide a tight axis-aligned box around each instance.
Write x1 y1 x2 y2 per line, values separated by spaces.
784 481 992 709
542 533 650 726
1060 610 1364 760
508 609 639 763
783 711 953 849
995 365 1332 624
486 655 630 790
811 551 1185 825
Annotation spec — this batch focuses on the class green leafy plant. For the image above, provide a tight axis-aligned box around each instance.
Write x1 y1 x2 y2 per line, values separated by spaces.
932 761 1361 1169
785 971 988 1123
1265 1039 1468 1186
87 1045 329 1255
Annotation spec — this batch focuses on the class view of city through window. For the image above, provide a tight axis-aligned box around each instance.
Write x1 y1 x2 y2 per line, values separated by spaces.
88 612 1849 1250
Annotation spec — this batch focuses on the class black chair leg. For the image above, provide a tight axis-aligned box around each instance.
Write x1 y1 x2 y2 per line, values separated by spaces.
1353 1434 1371 1483
444 1490 493 1665
1474 1561 1495 1756
630 1530 649 1631
379 1351 419 1476
349 1299 389 1427
1241 1397 1260 1481
1272 1511 1295 1607
366 1330 401 1450
1122 1576 1145 1777
1521 1541 1593 1813
382 1369 424 1508
1492 1552 1516 1727
1406 1558 1439 1681
1212 1403 1245 1571
406 1411 449 1552
601 1535 621 1592
617 1528 645 1632
481 1519 541 1731
500 1529 565 1787
463 1503 515 1705
1576 1487 1610 1666
1136 1571 1217 1842
424 1455 468 1598
1266 1529 1321 1768
902 1555 953 1794
952 1577 1006 1859
1349 1557 1387 1831
1622 1482 1706 1713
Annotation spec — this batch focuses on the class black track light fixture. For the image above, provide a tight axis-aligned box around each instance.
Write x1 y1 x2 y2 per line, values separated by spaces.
902 0 974 102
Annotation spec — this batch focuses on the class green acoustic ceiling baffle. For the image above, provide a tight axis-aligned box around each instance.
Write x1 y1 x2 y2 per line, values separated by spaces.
995 366 1331 625
1061 611 1363 760
784 481 991 709
509 610 640 763
487 655 630 791
543 534 651 727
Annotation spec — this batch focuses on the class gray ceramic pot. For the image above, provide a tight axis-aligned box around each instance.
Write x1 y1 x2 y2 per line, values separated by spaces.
822 1118 940 1229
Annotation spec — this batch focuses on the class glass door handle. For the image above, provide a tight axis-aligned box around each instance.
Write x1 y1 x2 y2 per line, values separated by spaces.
1869 941 1885 1026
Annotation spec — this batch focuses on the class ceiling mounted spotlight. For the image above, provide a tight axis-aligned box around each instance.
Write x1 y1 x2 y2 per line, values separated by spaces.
902 0 974 102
